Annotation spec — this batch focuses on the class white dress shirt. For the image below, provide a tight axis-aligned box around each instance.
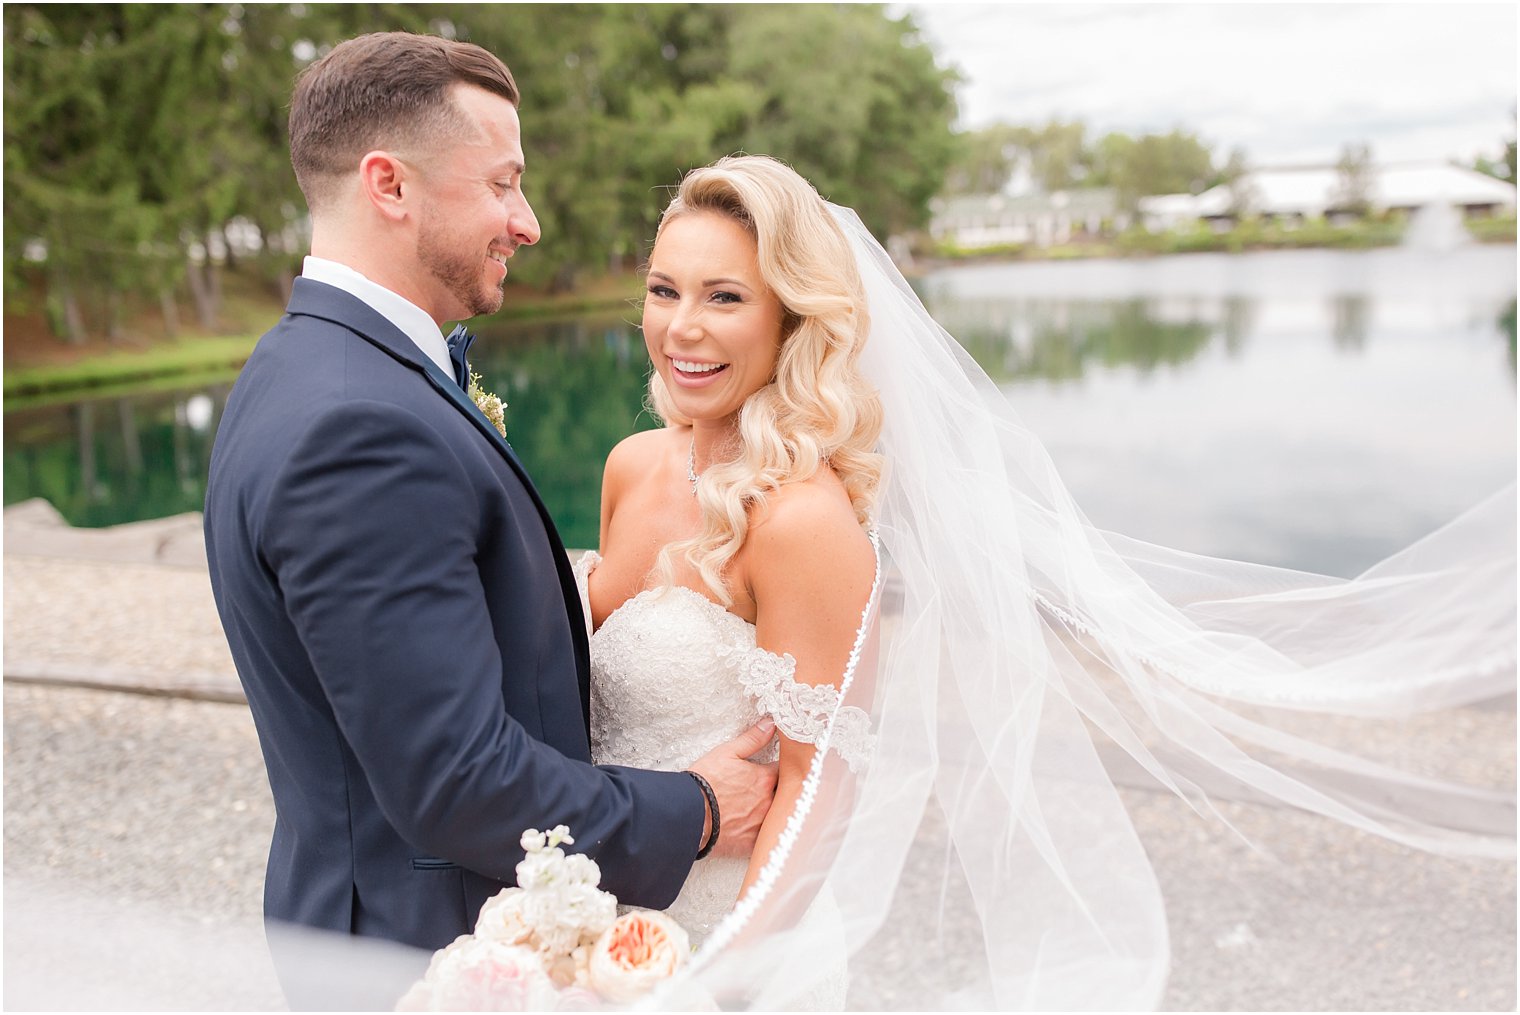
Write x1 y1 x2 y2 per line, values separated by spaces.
301 256 454 380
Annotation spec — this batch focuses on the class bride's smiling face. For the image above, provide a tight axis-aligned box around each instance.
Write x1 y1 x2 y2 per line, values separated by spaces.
643 211 787 426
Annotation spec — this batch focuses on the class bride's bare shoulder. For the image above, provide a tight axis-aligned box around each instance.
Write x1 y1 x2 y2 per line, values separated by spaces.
604 426 684 489
747 472 875 584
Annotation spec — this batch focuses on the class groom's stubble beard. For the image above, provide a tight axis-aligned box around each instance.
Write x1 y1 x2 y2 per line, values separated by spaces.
416 201 506 319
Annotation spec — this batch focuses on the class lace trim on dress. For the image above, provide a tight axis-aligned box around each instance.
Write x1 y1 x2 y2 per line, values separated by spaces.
716 646 876 773
572 550 601 644
692 528 884 967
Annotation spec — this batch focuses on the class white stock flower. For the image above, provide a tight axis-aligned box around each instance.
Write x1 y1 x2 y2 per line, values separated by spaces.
403 827 626 1010
559 852 601 888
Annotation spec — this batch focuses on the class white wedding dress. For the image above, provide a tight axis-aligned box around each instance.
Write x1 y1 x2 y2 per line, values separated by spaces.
549 201 1512 1011
573 550 874 1008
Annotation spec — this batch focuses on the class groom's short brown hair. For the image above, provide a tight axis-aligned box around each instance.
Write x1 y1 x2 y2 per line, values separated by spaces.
289 32 519 211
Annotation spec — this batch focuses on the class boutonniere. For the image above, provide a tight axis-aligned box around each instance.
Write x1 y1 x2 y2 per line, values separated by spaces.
467 371 507 438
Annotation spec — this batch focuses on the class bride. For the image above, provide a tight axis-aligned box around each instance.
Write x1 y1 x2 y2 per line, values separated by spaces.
578 155 1515 1009
577 157 883 953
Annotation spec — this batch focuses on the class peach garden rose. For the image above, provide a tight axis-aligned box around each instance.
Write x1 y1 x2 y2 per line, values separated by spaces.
587 909 692 1003
397 827 694 1009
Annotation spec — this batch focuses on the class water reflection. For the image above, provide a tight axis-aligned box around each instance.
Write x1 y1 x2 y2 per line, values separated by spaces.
4 247 1514 572
1501 298 1517 376
916 246 1516 575
1330 294 1370 352
938 298 1216 383
5 385 229 528
468 315 658 549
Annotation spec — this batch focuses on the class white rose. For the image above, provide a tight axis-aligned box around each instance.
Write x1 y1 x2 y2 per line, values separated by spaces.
474 887 533 946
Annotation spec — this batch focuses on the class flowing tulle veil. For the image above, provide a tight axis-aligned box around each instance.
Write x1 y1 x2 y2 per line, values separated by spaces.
655 205 1515 1010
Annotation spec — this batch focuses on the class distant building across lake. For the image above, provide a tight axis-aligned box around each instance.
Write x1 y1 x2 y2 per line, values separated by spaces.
1139 162 1517 232
930 162 1516 250
928 188 1129 250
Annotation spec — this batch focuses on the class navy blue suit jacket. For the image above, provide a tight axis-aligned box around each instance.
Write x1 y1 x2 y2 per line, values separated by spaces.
205 279 703 955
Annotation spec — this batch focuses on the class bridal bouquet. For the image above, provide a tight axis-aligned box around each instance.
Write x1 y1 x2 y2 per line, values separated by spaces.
396 827 692 1011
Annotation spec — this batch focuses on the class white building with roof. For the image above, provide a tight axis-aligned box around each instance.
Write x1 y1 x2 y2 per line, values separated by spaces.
1139 162 1516 231
929 188 1127 250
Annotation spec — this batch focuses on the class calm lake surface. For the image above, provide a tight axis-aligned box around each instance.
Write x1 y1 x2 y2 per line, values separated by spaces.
6 244 1514 576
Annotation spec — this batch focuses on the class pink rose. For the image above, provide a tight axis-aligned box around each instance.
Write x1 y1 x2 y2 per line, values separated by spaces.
395 936 559 1011
587 910 691 1003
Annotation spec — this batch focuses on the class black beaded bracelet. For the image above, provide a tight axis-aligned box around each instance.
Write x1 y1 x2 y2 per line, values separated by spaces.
686 770 720 860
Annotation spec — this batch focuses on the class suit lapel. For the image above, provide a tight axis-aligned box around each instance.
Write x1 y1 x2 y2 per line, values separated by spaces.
284 280 593 724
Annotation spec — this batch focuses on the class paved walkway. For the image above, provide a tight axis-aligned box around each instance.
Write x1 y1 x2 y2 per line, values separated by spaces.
3 501 1515 1010
4 498 242 701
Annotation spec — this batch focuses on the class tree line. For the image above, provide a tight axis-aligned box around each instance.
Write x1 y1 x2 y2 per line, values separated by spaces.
944 116 1518 217
941 118 1245 210
3 3 958 343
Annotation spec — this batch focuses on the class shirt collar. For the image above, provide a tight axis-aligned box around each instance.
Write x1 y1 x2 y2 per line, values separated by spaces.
300 256 453 377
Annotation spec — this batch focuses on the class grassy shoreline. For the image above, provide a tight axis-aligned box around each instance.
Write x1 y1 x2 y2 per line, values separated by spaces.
4 281 643 406
926 215 1413 264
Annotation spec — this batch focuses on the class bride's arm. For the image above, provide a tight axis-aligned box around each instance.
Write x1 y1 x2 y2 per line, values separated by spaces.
738 481 877 899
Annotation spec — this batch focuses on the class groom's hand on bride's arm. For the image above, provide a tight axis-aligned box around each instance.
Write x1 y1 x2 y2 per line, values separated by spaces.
688 719 780 859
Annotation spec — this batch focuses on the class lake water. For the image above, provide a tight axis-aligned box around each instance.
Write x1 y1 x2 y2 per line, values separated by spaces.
5 245 1514 575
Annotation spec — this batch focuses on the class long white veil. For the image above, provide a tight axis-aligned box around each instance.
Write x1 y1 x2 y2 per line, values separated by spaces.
662 206 1515 1010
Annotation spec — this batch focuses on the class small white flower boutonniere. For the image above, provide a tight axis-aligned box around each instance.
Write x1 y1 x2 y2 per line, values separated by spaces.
467 371 508 439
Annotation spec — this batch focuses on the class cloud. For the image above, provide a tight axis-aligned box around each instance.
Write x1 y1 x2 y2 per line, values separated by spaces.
906 3 1516 165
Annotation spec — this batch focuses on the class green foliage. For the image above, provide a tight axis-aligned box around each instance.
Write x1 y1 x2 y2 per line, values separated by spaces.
943 119 1218 211
715 5 959 238
1464 213 1517 244
943 120 1094 196
1471 109 1516 184
1333 141 1375 215
1115 215 1405 256
931 239 1031 260
4 3 958 329
1093 129 1216 210
4 336 254 403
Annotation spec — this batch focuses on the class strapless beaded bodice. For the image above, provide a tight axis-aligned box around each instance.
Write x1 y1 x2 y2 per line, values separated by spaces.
582 570 777 773
572 548 873 1005
574 553 773 940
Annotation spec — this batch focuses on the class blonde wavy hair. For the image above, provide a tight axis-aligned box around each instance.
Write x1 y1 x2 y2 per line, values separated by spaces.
648 155 884 604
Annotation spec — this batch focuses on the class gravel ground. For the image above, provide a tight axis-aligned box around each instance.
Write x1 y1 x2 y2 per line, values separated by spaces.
4 682 1513 1011
4 503 1513 1010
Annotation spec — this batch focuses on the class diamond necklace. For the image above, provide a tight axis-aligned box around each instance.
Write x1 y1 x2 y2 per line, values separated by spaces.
686 437 700 493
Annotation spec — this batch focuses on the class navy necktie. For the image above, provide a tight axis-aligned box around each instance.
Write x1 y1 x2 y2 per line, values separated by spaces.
445 324 476 390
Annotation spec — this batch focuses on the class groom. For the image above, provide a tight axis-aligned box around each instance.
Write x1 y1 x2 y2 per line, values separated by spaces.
204 31 776 997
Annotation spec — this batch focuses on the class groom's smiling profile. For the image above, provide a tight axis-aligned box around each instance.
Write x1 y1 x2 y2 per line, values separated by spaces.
203 31 777 1005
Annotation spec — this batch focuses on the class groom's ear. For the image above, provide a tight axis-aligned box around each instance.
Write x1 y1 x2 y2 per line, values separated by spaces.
358 151 411 223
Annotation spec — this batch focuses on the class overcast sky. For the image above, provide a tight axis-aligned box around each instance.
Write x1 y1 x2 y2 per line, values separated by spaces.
904 3 1516 169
